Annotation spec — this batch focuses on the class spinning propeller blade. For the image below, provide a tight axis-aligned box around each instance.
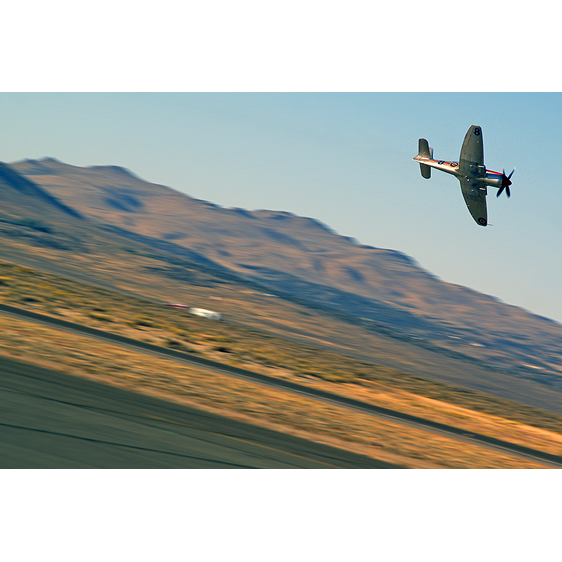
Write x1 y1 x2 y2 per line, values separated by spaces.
497 168 515 198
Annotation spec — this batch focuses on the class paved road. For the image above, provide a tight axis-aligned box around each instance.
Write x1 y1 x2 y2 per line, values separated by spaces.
0 355 400 469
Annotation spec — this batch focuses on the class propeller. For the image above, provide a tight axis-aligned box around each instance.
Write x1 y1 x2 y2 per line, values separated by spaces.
497 168 515 198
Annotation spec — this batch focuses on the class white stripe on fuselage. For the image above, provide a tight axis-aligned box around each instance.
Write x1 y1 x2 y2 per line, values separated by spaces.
414 156 461 177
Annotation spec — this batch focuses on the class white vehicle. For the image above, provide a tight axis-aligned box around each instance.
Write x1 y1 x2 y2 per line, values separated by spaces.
188 307 222 321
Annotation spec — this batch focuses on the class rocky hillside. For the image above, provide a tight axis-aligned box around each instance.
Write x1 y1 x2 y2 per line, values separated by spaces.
9 158 562 386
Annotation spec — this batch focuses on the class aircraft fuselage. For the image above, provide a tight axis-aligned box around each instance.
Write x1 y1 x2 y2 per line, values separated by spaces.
414 156 503 195
416 157 505 188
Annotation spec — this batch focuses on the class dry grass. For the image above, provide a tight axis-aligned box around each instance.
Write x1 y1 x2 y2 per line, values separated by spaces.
1 259 562 467
0 312 551 469
0 232 542 393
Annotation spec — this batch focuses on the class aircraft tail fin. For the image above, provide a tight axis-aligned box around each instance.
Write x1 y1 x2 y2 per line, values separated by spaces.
418 138 431 158
417 138 432 179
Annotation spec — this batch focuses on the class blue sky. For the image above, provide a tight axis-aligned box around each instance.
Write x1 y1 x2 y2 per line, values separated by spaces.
0 92 560 323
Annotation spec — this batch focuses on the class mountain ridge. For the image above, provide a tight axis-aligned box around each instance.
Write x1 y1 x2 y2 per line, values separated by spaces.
7 157 562 386
0 161 82 220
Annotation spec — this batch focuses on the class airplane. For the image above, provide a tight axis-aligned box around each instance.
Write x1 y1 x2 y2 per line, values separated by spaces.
413 125 514 226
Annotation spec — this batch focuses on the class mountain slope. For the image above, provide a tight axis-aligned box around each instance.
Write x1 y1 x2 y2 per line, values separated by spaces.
9 158 562 386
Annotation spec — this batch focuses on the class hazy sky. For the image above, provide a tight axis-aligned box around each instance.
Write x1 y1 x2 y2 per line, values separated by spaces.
0 92 560 323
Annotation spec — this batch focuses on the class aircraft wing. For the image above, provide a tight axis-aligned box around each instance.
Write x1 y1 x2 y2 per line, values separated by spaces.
459 125 484 169
459 176 488 226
